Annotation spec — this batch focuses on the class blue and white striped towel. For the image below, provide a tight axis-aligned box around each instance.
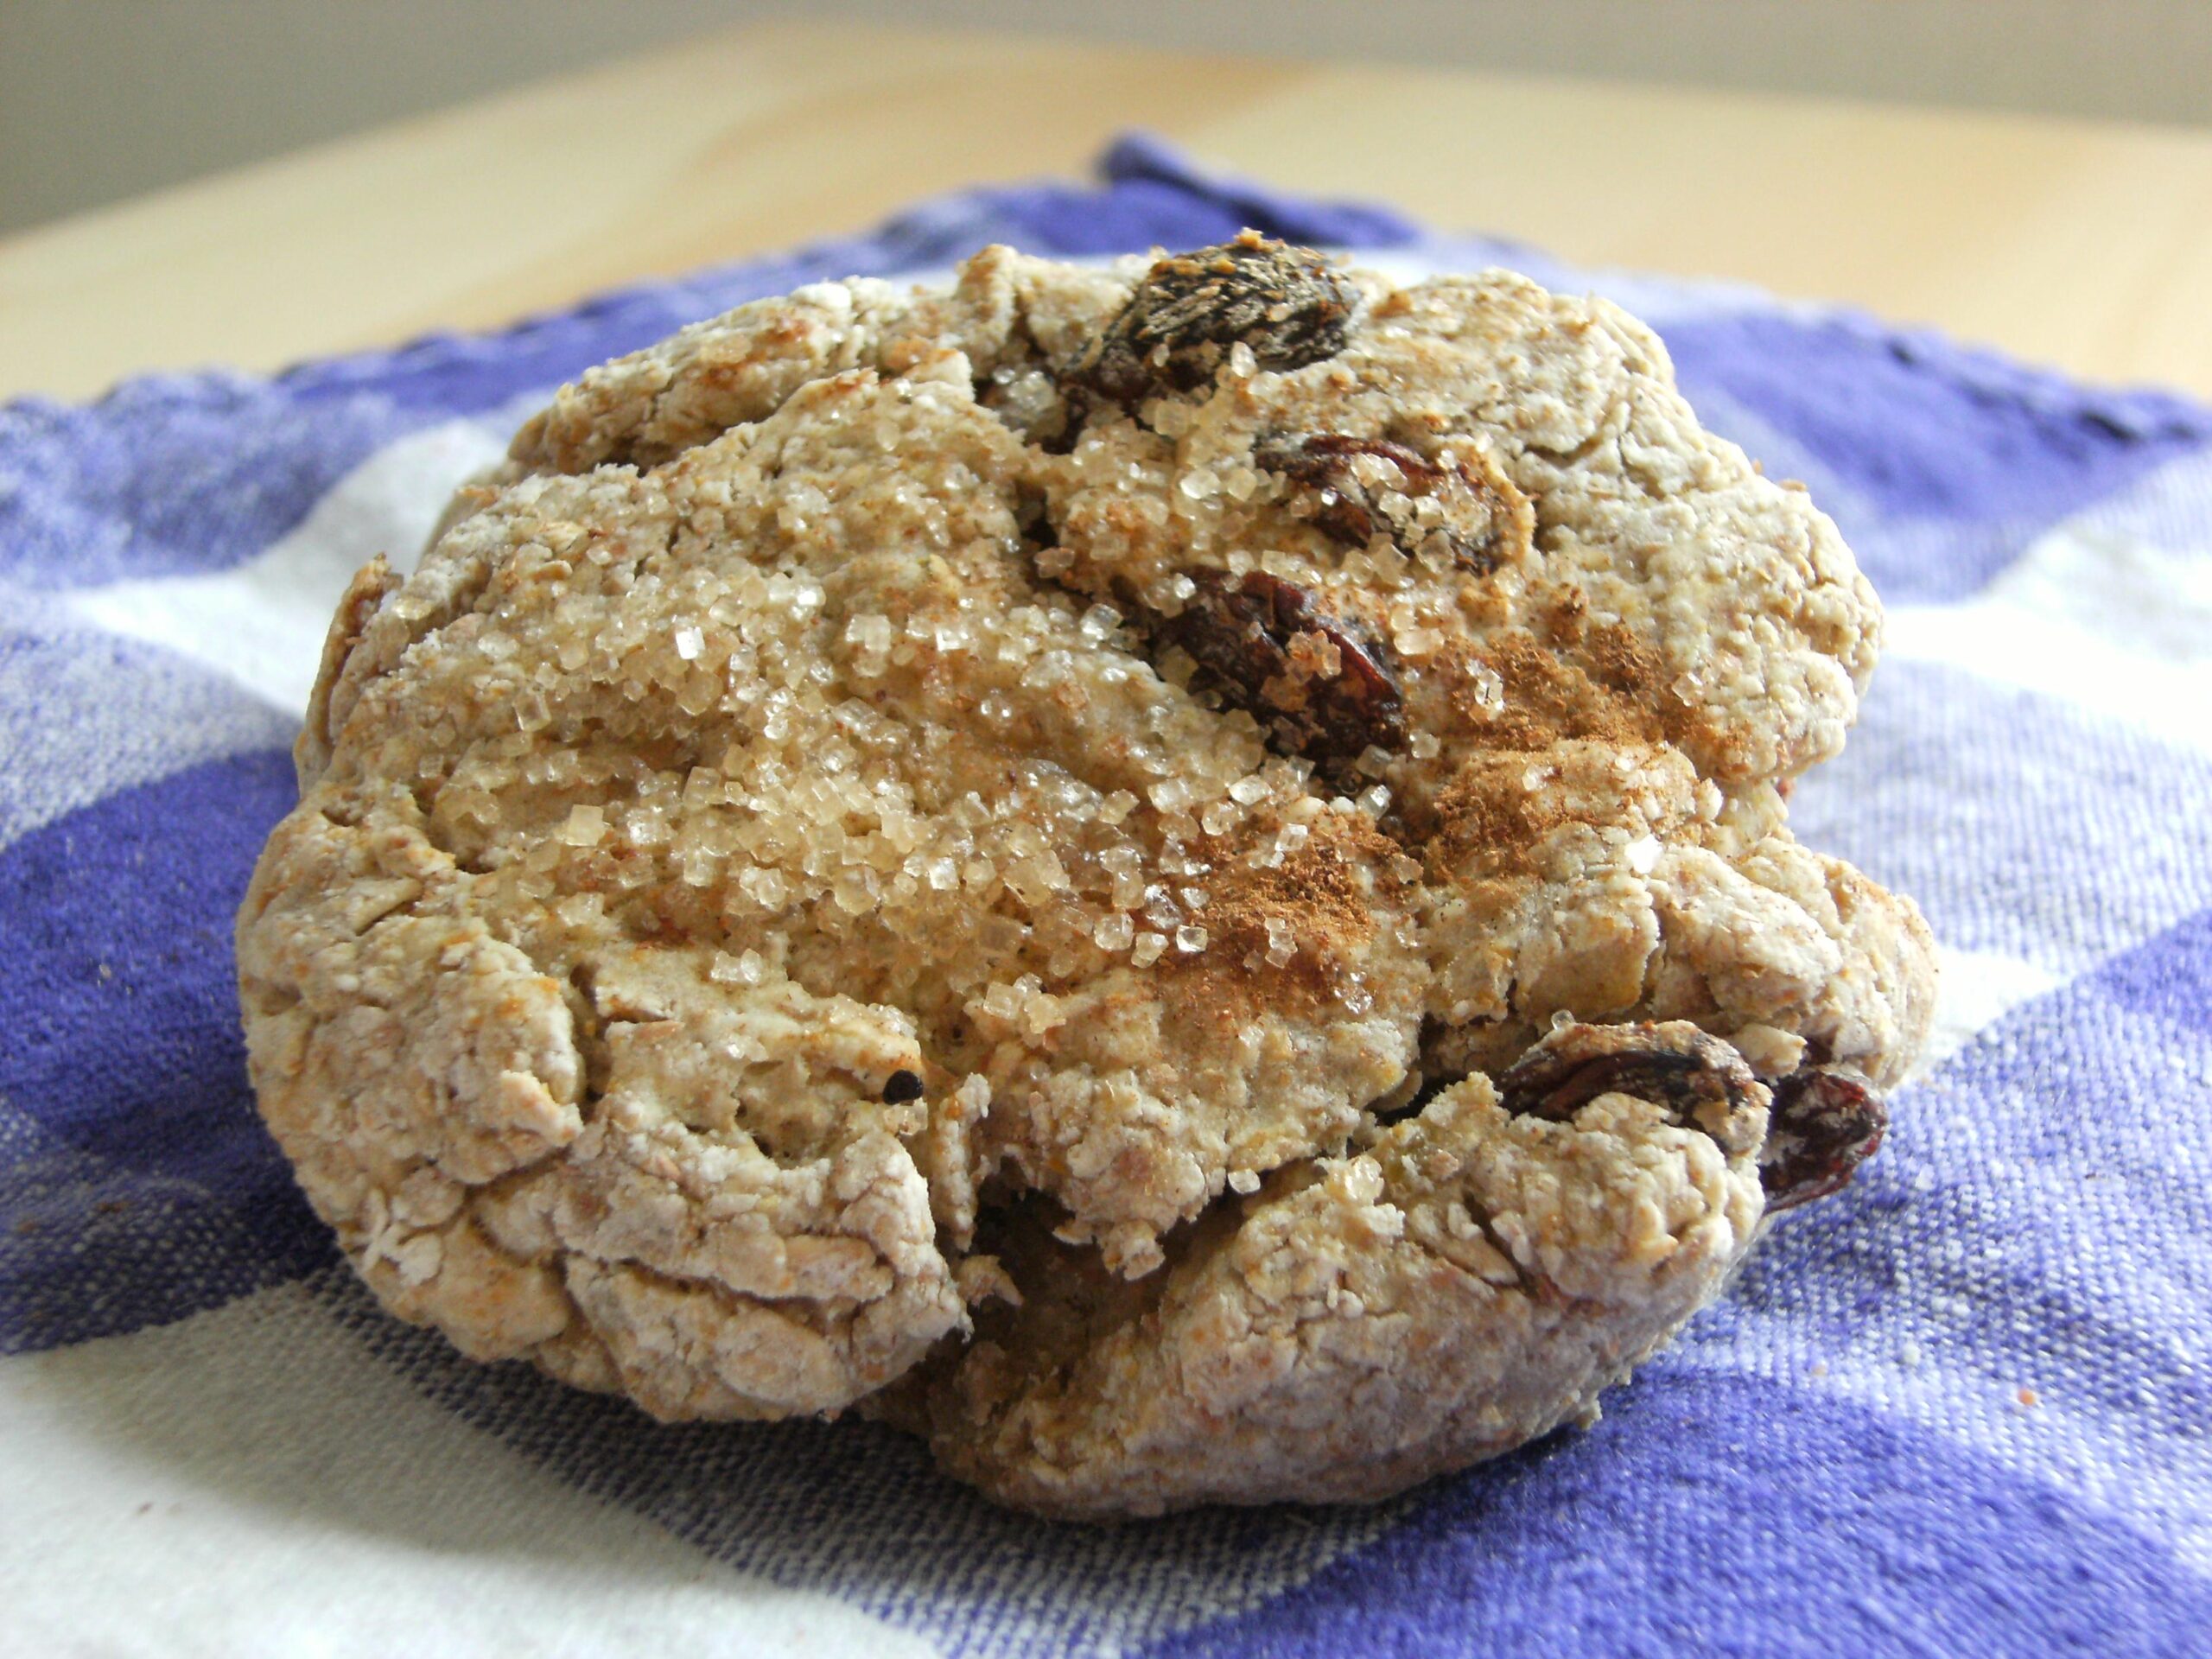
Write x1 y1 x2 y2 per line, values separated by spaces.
3 137 2209 1657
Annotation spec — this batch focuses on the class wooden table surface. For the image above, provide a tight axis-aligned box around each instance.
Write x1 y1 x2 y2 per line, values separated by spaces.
6 20 2212 404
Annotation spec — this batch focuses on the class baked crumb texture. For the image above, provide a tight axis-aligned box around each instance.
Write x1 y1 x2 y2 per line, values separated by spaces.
238 237 1936 1516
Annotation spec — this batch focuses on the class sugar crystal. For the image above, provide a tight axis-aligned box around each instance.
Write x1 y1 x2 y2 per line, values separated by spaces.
1466 664 1506 715
710 948 769 986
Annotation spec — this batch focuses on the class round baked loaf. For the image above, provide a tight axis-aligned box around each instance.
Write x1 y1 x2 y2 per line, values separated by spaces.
237 236 1936 1516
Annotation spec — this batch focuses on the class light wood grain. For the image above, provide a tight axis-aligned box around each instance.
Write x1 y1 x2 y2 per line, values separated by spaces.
6 20 2212 404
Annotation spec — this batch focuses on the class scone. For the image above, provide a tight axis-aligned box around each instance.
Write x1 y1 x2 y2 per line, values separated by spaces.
237 235 1936 1517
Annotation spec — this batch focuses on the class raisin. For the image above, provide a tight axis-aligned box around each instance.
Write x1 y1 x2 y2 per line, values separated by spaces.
1497 1020 1761 1157
882 1068 926 1103
1760 1064 1886 1211
1063 232 1357 405
1255 432 1526 575
1155 570 1404 766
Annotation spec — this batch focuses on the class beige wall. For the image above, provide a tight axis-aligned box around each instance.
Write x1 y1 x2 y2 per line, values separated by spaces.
4 0 2209 237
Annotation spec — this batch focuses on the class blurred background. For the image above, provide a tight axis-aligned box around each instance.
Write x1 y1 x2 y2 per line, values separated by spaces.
4 0 2208 237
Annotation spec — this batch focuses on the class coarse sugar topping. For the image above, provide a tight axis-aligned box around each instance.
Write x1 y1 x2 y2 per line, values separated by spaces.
238 235 1935 1514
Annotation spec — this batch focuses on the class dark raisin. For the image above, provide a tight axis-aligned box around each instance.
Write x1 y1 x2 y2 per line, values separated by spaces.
882 1068 926 1104
1255 432 1523 575
1497 1020 1761 1156
1760 1065 1886 1211
1154 570 1404 766
1062 232 1357 405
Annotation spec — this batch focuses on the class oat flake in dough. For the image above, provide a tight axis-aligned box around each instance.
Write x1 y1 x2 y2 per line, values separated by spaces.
237 235 1936 1516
